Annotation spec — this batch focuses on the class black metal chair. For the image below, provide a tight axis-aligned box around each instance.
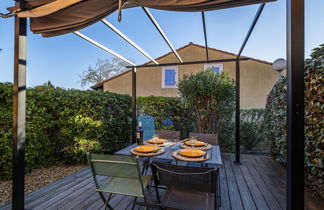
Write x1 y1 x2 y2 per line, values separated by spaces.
151 161 220 210
156 130 181 140
189 132 219 145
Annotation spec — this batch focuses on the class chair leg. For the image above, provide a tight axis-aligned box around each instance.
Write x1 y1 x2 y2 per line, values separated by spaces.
218 173 221 207
98 191 107 204
104 197 114 210
132 197 137 210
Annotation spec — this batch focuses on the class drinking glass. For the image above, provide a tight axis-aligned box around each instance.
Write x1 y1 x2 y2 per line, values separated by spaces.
189 136 197 148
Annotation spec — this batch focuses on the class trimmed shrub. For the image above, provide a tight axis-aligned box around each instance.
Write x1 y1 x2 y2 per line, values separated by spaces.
265 44 324 197
240 109 266 150
0 83 132 179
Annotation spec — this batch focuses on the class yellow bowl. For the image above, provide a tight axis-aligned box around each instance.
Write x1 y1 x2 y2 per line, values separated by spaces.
178 148 206 158
134 145 159 153
184 140 206 147
147 138 166 144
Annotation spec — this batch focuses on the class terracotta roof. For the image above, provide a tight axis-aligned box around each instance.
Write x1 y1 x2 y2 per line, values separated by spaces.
90 43 272 89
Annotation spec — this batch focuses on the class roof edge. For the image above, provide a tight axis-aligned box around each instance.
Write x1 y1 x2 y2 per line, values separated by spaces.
90 69 132 89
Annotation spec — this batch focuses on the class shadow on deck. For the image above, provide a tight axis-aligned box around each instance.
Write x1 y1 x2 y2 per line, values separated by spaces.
0 154 287 210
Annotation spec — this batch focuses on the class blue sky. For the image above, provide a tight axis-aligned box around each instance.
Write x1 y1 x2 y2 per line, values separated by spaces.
0 0 323 89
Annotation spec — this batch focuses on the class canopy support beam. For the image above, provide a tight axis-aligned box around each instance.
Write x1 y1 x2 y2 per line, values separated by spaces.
74 31 136 66
101 19 158 64
237 3 265 58
286 0 305 209
201 11 209 61
142 7 183 63
12 14 27 210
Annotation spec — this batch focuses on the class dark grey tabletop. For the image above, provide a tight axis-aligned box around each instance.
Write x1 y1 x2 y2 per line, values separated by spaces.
115 142 223 166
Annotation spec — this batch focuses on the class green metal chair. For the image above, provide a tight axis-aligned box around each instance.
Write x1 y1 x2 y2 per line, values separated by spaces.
86 153 152 210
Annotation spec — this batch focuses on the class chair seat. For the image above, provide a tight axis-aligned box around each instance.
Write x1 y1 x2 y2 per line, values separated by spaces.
97 175 151 197
163 188 215 210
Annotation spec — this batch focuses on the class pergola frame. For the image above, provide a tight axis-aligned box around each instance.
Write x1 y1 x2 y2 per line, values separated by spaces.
10 0 305 209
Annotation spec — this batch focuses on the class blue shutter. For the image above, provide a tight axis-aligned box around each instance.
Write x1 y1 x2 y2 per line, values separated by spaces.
165 69 176 86
213 67 220 73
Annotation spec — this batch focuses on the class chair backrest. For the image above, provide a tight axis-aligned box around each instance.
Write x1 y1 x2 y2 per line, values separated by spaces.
87 153 141 180
156 130 181 140
138 116 155 141
189 132 219 145
151 161 217 193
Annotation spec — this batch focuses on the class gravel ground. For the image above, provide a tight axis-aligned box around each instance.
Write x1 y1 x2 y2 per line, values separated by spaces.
0 164 87 205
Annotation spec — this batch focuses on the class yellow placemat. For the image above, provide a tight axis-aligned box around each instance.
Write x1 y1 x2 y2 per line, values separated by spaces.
172 151 209 162
130 147 165 157
180 143 212 150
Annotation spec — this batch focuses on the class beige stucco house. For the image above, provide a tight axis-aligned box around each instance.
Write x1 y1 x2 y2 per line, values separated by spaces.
91 43 278 109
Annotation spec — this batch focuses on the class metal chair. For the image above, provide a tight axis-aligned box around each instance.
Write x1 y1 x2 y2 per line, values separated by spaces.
189 132 219 145
87 153 152 210
156 130 181 140
151 161 220 210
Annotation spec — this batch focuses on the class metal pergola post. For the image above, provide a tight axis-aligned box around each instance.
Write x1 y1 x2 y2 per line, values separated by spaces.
286 0 305 209
234 59 241 164
12 8 27 210
234 3 265 164
131 67 137 144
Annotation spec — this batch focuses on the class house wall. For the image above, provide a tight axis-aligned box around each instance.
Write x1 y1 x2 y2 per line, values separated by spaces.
103 45 277 108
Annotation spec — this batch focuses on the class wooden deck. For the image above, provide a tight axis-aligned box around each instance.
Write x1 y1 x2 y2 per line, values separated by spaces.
0 154 287 210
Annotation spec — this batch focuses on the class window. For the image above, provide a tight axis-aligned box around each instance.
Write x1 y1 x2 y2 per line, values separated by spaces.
162 66 178 88
204 63 223 73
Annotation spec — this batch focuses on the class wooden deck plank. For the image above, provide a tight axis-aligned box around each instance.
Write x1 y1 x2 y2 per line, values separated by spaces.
47 176 107 210
218 156 232 210
85 194 125 210
71 189 109 210
250 155 286 209
25 167 90 203
232 154 270 210
244 155 284 210
26 170 93 209
32 173 95 210
223 155 244 210
228 154 257 210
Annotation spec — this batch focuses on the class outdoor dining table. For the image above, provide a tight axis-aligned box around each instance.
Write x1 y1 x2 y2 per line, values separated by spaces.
114 142 223 167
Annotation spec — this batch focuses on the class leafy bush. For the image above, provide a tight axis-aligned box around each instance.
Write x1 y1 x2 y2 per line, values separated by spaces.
240 109 266 150
265 44 324 197
178 70 236 148
0 83 132 179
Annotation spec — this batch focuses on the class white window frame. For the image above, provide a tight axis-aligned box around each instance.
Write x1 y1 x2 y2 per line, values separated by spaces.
204 63 223 73
162 66 178 89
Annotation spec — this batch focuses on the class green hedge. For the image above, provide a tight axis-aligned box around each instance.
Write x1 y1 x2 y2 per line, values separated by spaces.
137 96 194 139
240 109 266 150
0 83 132 179
265 44 324 197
